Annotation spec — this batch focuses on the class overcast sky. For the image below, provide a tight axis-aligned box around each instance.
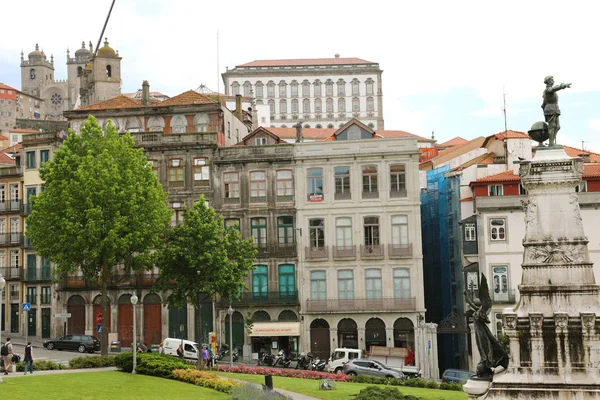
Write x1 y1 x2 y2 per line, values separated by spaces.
1 0 599 151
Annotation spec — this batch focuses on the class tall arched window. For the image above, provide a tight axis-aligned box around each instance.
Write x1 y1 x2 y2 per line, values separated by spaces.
193 113 210 132
367 97 374 111
338 98 346 112
106 65 112 78
393 269 411 298
252 265 268 300
302 80 310 97
243 81 252 96
267 81 275 97
231 81 240 96
314 98 322 113
255 81 264 98
352 97 360 112
351 79 360 96
291 99 298 114
170 115 187 134
303 99 310 113
279 99 287 114
325 80 333 96
147 116 165 132
290 80 299 97
278 81 287 97
314 80 322 97
326 98 334 113
268 99 275 115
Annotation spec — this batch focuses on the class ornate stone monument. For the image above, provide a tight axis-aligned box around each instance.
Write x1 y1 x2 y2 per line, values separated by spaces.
464 79 600 399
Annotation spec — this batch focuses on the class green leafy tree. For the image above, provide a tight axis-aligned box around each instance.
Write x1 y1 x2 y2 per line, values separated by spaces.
155 195 257 343
26 115 172 355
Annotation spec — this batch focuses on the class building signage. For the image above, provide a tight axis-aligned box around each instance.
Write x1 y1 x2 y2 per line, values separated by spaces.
309 194 323 202
249 322 301 337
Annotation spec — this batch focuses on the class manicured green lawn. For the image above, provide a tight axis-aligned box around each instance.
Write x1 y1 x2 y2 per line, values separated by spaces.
215 372 467 400
0 371 230 400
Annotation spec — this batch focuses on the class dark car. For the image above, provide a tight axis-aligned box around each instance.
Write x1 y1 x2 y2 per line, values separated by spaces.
441 369 474 384
43 334 100 353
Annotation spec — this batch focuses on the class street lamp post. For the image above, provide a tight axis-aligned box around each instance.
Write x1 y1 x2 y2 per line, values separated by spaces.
131 294 138 374
0 273 5 382
227 305 234 367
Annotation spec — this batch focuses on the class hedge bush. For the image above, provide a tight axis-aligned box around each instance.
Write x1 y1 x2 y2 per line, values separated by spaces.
172 369 239 393
352 386 423 400
231 383 292 400
69 356 115 369
439 382 463 391
114 352 192 378
216 364 350 382
15 360 69 372
348 375 462 391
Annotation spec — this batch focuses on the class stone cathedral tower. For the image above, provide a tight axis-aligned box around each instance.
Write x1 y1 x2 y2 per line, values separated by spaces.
79 38 122 108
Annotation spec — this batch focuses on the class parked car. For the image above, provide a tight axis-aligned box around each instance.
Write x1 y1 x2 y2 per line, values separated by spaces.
43 334 100 353
343 359 404 379
442 369 474 384
328 348 364 373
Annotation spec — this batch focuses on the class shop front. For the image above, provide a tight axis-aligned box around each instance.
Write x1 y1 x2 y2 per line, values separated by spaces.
249 321 301 359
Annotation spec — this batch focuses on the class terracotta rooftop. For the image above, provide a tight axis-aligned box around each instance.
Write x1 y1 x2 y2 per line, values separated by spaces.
451 152 496 172
237 57 375 67
584 163 600 178
0 135 8 141
438 136 467 148
0 83 18 91
1 143 22 154
78 95 142 111
9 128 38 134
562 146 600 163
152 90 218 107
267 127 336 140
377 130 434 142
0 153 15 165
472 170 520 184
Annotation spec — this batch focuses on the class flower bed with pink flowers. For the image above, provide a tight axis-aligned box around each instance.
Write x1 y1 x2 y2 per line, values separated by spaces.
215 364 352 382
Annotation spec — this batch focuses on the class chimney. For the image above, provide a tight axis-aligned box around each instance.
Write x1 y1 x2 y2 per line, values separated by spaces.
295 122 303 143
142 80 150 106
579 152 591 163
235 94 242 117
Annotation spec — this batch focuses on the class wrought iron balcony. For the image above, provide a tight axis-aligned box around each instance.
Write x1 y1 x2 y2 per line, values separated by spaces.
492 289 516 304
21 203 33 215
5 266 23 280
272 243 297 258
22 235 34 249
59 273 159 290
334 191 351 201
390 189 407 198
0 200 22 213
255 243 270 258
305 246 328 260
333 245 356 259
218 291 299 306
361 191 379 199
0 233 22 246
388 244 413 258
361 245 384 258
305 297 416 313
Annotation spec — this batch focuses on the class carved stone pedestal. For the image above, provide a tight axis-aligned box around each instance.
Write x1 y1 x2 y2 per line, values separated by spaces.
475 147 600 399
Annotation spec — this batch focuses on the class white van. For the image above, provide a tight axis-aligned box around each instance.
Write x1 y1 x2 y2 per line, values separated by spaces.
328 348 364 373
162 338 199 361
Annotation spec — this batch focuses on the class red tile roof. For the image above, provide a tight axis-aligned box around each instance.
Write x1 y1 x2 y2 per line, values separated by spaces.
482 130 530 148
1 143 22 154
78 95 142 111
0 83 18 91
438 137 467 148
9 128 38 134
562 146 600 162
153 90 218 107
237 57 375 67
0 135 8 141
472 170 520 184
584 163 600 178
0 153 15 165
267 127 336 140
377 130 434 142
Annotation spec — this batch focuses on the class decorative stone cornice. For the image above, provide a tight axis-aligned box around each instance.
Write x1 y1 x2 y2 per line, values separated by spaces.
554 313 569 331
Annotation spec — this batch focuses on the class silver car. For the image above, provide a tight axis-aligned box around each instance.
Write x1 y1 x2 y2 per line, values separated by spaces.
342 359 404 379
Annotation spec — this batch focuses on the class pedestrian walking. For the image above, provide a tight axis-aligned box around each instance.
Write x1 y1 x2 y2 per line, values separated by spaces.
201 345 209 369
176 344 184 359
158 342 165 355
207 345 214 368
1 338 14 375
24 341 34 375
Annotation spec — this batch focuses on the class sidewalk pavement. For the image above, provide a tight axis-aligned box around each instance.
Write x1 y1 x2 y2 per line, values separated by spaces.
1 333 45 348
2 366 118 378
223 376 321 400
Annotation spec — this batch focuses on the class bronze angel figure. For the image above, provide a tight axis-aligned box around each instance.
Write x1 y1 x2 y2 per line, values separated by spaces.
464 274 509 379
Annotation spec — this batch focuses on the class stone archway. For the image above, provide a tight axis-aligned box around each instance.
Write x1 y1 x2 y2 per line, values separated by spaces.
393 317 415 349
365 317 386 351
143 293 162 345
225 311 244 350
67 295 85 335
253 310 271 322
117 294 133 347
278 310 298 321
310 318 330 359
337 318 358 349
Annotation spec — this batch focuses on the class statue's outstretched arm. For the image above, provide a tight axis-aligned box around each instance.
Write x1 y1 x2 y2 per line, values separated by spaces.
551 83 572 92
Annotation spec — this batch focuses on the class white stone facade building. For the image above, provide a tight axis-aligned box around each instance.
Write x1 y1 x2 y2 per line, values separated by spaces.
294 121 437 377
222 56 384 130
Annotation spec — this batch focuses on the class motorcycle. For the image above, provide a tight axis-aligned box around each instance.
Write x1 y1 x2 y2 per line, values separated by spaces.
309 356 327 371
282 352 292 368
272 349 285 367
257 351 274 366
215 344 229 361
296 352 313 370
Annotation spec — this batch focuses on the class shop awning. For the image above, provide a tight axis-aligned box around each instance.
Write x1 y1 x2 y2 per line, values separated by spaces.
249 322 301 337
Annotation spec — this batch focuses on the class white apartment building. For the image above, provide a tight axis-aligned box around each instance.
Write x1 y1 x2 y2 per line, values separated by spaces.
222 55 384 130
294 120 437 377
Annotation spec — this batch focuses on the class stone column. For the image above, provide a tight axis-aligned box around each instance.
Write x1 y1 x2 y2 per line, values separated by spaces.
502 312 519 372
386 328 394 348
330 328 338 351
529 313 544 379
581 313 597 368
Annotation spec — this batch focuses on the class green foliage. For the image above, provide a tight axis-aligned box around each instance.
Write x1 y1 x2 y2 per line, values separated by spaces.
439 382 463 391
15 359 69 372
404 378 428 388
155 195 257 308
351 386 423 400
424 380 438 389
26 116 171 354
68 355 115 369
114 351 192 378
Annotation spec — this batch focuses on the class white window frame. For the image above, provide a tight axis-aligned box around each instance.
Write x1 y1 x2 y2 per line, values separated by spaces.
488 184 503 196
489 218 506 241
465 223 476 241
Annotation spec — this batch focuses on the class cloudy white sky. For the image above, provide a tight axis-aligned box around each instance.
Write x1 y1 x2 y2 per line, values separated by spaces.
2 0 599 151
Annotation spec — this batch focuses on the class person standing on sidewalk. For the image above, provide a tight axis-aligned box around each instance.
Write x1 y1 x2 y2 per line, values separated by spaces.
24 341 34 375
2 338 14 375
201 345 209 369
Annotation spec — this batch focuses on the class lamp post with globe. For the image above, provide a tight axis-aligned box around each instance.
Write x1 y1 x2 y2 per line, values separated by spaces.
227 305 234 367
131 293 138 374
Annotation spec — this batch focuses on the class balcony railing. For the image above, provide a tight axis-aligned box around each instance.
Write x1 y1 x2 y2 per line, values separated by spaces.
333 245 356 259
390 189 407 198
306 297 416 313
272 243 297 258
0 200 22 212
305 246 328 260
59 273 159 290
334 191 351 201
388 244 413 258
256 243 270 258
22 236 34 249
25 268 37 281
361 245 384 258
21 203 33 215
6 266 23 280
219 291 298 306
0 233 23 245
362 191 379 199
493 289 517 304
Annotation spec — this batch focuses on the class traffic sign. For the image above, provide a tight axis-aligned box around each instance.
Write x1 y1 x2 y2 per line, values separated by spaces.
22 303 31 312
56 313 71 318
97 324 103 334
97 313 103 324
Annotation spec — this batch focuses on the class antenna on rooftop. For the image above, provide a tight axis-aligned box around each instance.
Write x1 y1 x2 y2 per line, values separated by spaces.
582 141 587 152
93 0 117 58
